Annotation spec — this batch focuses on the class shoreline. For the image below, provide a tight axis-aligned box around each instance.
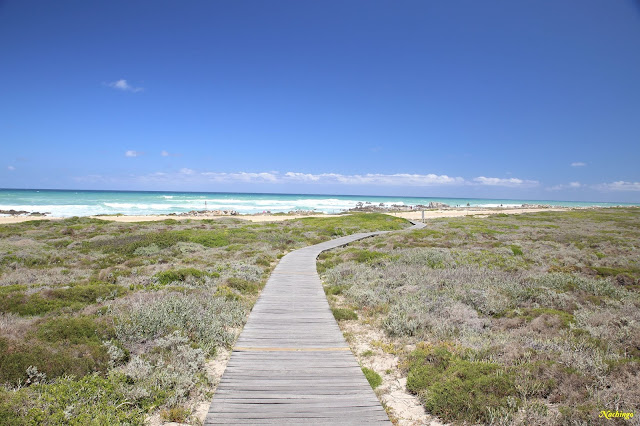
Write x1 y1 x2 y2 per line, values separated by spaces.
0 206 587 224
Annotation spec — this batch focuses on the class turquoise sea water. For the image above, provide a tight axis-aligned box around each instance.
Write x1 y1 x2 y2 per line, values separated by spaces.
0 189 637 217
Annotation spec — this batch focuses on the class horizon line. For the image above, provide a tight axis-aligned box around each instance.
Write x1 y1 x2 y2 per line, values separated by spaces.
0 187 638 206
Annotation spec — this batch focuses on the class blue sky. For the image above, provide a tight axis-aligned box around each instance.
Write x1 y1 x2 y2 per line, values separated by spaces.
1 1 639 202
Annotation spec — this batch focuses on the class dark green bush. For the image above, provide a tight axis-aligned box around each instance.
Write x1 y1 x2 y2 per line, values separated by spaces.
0 284 125 316
226 277 260 294
35 316 114 345
405 344 517 423
0 337 110 386
0 374 145 425
352 249 389 264
154 268 219 286
331 308 358 321
362 367 382 389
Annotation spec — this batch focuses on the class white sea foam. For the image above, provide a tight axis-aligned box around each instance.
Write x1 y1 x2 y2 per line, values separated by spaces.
475 203 521 208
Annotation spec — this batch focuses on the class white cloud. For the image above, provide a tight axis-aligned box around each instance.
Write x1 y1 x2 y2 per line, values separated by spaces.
7 166 15 171
282 172 464 186
473 176 539 187
201 171 280 183
548 182 582 191
107 79 143 93
161 150 181 157
571 162 587 167
125 150 143 157
596 181 640 192
284 172 321 182
161 150 169 157
75 169 544 190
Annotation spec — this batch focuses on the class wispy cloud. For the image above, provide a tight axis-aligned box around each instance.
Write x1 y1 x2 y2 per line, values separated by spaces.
161 150 182 157
571 162 587 167
473 176 539 187
548 181 582 191
595 181 640 192
77 169 543 189
201 171 280 183
125 150 143 157
7 166 15 171
107 79 144 93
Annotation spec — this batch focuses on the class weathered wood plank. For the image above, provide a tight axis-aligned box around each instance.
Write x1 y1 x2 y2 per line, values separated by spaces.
205 222 424 424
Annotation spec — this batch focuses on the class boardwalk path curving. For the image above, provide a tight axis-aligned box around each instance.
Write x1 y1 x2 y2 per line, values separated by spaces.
206 221 426 424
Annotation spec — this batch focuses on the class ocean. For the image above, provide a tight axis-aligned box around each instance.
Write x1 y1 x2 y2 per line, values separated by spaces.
0 189 636 217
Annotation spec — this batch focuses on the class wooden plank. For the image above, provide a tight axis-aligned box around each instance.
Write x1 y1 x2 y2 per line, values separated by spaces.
205 222 425 424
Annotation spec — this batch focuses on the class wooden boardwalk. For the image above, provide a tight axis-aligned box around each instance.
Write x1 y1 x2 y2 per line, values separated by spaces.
206 221 425 424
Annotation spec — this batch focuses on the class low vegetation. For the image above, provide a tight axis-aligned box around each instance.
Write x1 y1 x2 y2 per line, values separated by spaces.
0 213 408 424
320 208 640 424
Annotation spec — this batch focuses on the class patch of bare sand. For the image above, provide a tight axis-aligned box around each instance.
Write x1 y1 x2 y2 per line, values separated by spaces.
394 207 569 222
339 320 446 426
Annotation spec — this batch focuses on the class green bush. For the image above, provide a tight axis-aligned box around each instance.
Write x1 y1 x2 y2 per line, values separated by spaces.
331 308 358 321
0 373 145 425
324 285 344 295
362 367 382 389
255 254 273 267
154 268 219 286
35 316 114 345
0 283 128 316
160 406 190 422
352 249 389 264
115 293 245 354
0 337 110 386
405 344 518 423
226 277 260 294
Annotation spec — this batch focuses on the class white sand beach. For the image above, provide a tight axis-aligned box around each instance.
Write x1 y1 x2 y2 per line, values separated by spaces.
0 207 571 225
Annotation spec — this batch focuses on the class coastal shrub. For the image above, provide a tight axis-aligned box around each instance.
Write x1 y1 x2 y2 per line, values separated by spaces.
398 248 454 268
121 332 207 409
383 297 486 339
530 273 624 298
114 292 245 354
133 243 161 256
331 308 358 321
86 229 230 255
295 213 409 237
160 407 190 423
0 373 145 425
34 316 115 344
0 283 127 316
324 285 344 295
362 367 382 389
350 249 389 265
405 344 517 423
226 277 260 294
255 253 273 267
154 267 219 286
0 293 75 316
0 336 110 385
